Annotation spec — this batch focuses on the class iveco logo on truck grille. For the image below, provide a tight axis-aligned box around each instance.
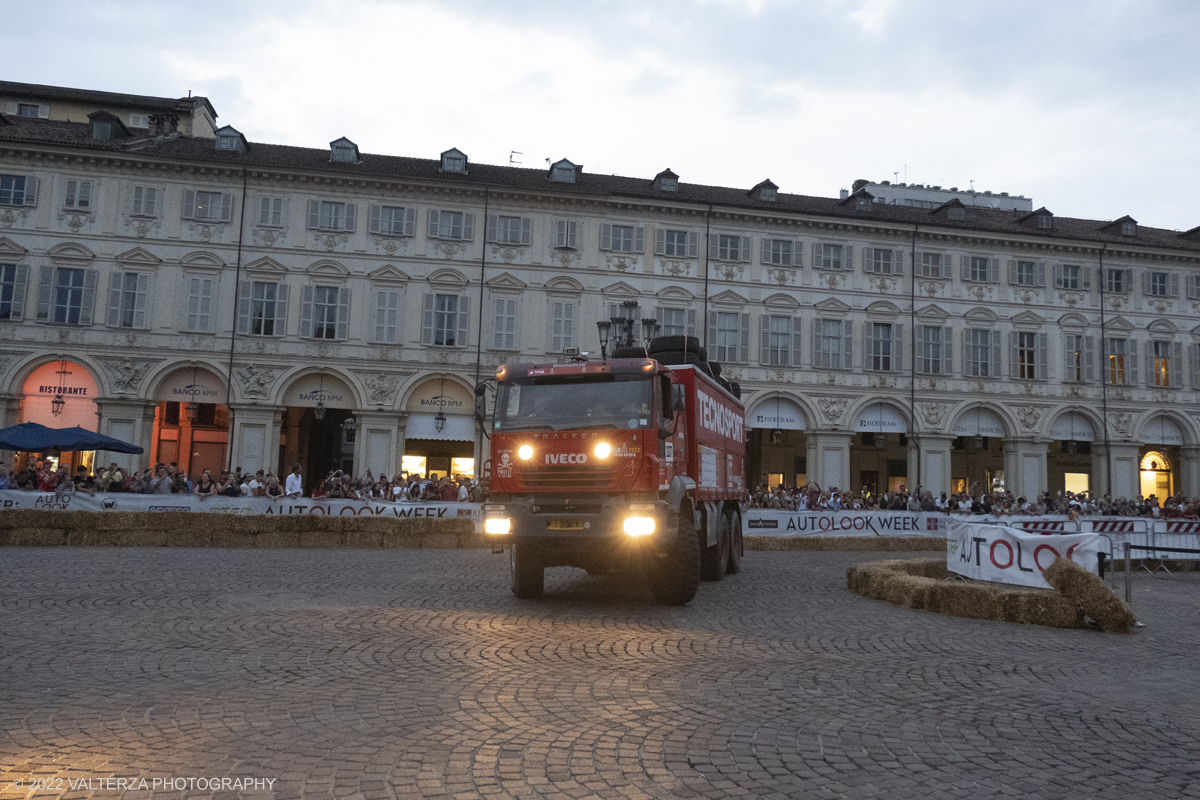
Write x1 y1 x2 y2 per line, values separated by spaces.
545 453 588 464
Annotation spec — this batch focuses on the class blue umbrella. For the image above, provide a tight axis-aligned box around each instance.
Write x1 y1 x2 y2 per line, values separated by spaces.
0 422 143 454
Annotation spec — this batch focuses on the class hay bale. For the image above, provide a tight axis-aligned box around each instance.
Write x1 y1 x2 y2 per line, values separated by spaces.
1043 556 1136 634
848 558 1086 630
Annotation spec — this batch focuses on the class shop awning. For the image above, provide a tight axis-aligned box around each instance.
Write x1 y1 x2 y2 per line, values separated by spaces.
745 397 806 430
854 402 908 434
405 414 476 441
0 423 144 453
1049 412 1096 442
1141 416 1184 446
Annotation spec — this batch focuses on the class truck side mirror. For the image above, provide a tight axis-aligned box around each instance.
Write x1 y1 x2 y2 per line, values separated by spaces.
671 384 685 413
473 382 488 423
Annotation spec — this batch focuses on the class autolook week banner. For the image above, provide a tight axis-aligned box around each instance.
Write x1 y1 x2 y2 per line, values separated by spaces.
947 521 1100 589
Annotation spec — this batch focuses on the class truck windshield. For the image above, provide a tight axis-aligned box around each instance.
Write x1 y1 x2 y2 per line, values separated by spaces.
495 376 653 432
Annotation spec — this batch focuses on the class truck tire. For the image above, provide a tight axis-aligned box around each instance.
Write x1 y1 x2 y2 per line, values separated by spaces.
700 510 731 581
650 512 701 605
724 508 743 575
611 346 646 359
510 541 544 599
649 336 706 361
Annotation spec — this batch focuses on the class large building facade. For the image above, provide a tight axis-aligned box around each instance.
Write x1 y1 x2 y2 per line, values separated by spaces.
2 80 1200 499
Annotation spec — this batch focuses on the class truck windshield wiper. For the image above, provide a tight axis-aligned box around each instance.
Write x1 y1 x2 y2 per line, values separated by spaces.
497 422 557 431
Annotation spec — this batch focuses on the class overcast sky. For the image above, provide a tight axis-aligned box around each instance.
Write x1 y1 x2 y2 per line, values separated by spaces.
13 0 1200 230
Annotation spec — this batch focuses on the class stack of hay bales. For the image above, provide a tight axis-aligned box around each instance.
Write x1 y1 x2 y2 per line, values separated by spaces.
846 558 1087 629
0 509 480 550
1043 556 1137 634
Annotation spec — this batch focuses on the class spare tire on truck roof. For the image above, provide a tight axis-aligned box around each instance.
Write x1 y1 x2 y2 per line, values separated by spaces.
649 336 707 362
611 346 648 359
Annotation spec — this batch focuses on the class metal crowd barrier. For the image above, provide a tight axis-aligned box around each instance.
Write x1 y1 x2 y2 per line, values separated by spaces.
1123 541 1200 609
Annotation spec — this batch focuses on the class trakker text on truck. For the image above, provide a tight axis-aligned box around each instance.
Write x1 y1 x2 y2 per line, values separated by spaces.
477 337 747 605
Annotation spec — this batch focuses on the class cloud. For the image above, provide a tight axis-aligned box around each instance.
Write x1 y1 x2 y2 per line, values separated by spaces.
7 0 1199 228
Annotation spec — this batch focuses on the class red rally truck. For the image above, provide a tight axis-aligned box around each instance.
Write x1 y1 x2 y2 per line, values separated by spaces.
479 354 746 604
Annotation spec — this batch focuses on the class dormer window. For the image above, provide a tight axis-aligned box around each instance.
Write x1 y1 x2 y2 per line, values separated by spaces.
948 207 965 221
17 103 42 118
751 179 778 203
856 196 870 211
214 125 248 153
1037 214 1053 229
549 159 578 184
330 137 360 164
129 113 149 129
1121 221 1137 237
440 148 468 173
653 169 679 192
87 111 128 142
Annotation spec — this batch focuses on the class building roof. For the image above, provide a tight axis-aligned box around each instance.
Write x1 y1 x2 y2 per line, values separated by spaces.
0 114 1196 255
0 80 216 119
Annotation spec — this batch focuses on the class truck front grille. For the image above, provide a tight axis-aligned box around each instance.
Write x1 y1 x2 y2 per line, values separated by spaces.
519 465 612 489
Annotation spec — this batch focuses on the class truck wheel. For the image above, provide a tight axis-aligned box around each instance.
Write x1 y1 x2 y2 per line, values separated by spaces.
510 541 544 599
650 512 701 605
725 508 743 575
700 512 731 581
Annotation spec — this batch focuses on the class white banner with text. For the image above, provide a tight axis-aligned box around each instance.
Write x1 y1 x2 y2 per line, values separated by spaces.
742 508 948 537
0 490 483 528
946 521 1100 589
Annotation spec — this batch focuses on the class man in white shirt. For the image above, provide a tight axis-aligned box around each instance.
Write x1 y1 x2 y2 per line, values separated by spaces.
285 465 304 498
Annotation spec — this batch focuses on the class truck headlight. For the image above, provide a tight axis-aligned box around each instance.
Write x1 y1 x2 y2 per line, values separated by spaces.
518 445 533 460
623 517 655 537
484 517 512 535
594 442 611 459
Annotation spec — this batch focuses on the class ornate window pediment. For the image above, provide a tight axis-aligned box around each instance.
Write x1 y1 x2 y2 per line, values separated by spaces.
47 242 95 263
0 236 27 258
601 280 638 298
545 276 584 293
865 300 901 316
916 303 950 321
116 246 162 267
764 292 800 310
485 271 527 291
710 289 748 306
368 264 410 283
814 297 851 314
428 267 469 287
243 255 286 275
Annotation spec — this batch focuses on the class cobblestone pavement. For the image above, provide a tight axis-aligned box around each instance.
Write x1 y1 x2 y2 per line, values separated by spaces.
1 548 1198 800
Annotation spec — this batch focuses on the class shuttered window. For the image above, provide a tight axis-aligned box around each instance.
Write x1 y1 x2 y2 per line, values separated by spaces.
0 263 30 321
307 200 356 232
183 190 234 222
106 271 151 329
655 229 698 258
655 306 696 338
131 186 157 217
762 239 802 267
0 174 38 207
64 180 93 211
373 291 401 343
301 285 350 340
37 267 98 326
553 220 578 249
1105 338 1136 386
760 314 802 366
422 293 470 347
965 329 1000 378
184 276 215 333
493 298 518 350
813 319 853 370
551 301 575 352
917 326 953 375
1150 340 1183 388
1010 331 1048 380
487 215 532 245
370 206 417 236
237 281 289 337
709 311 750 363
867 322 903 372
427 210 475 241
1063 334 1095 383
711 234 752 262
258 197 285 227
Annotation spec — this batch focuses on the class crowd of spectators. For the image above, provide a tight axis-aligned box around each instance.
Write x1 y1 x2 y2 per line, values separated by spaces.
747 481 1200 518
0 458 481 502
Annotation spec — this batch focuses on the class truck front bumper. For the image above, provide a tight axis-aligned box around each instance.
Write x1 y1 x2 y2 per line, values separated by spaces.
483 497 667 542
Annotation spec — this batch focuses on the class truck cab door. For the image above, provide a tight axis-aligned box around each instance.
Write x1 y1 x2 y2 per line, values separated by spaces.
659 376 686 485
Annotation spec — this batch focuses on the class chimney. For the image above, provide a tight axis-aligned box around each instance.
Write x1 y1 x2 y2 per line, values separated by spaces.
839 188 849 200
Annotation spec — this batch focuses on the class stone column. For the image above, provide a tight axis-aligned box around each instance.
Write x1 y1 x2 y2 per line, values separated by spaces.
228 404 284 476
807 431 852 491
354 410 402 478
92 398 157 473
1099 443 1137 501
1180 446 1200 500
0 393 22 428
911 434 954 496
1004 437 1049 501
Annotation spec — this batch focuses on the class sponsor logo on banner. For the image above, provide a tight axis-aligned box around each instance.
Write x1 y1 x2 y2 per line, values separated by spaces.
102 498 117 510
947 521 1099 589
748 518 778 529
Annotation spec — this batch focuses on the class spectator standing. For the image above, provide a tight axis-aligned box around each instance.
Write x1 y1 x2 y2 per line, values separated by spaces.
285 465 304 498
